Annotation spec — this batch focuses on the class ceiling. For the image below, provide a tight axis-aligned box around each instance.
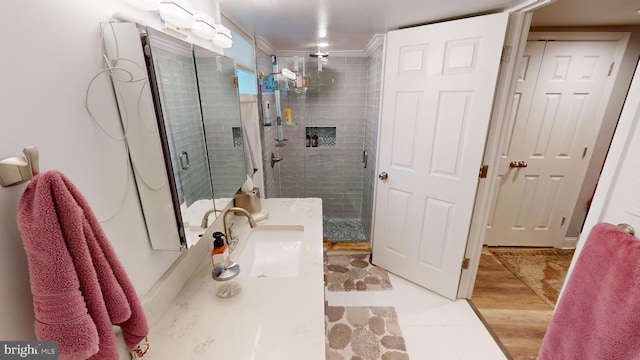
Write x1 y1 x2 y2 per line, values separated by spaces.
217 0 640 54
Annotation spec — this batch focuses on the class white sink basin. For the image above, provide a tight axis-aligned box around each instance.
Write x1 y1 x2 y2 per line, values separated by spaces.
236 225 304 278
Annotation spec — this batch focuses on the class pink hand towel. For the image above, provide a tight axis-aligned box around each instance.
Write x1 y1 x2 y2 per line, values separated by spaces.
17 170 149 359
538 222 640 360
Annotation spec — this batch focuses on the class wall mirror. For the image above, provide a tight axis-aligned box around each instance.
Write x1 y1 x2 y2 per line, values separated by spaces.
193 45 247 203
103 23 247 250
144 27 215 248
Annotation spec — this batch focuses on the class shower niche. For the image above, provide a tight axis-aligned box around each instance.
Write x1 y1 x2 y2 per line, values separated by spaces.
305 127 336 147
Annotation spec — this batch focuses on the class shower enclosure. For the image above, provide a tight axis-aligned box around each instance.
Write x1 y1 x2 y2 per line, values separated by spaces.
256 51 383 242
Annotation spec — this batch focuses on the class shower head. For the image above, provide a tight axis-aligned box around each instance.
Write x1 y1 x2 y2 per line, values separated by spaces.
310 47 329 58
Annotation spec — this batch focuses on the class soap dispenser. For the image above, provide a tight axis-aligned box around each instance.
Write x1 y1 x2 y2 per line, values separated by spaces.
211 231 241 298
211 232 230 268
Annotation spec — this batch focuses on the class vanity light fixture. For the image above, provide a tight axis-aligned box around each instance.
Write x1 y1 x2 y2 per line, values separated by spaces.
191 10 217 39
159 0 194 29
213 24 233 48
126 0 159 10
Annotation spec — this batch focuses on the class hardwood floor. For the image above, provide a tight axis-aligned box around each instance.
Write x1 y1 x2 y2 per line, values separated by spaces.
470 250 554 360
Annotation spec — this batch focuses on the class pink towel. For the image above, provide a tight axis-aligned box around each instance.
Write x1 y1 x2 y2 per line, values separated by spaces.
17 170 149 359
538 223 640 360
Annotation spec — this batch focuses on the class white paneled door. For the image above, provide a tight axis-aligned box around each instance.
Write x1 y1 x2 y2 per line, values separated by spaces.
485 41 617 247
372 13 508 300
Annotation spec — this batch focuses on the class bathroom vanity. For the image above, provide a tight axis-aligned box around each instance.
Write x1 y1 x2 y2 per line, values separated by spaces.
147 198 325 359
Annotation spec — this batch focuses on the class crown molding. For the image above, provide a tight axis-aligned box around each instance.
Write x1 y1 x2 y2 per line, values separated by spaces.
257 34 385 58
255 36 276 55
364 34 385 57
275 49 368 58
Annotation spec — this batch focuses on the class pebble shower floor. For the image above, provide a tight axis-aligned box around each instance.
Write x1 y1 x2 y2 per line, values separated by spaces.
323 219 367 242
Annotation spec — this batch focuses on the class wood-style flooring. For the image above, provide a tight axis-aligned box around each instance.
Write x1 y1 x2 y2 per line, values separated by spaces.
470 250 555 360
323 238 371 253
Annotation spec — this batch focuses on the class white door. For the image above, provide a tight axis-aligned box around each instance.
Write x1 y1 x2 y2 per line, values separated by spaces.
372 13 508 300
485 41 617 247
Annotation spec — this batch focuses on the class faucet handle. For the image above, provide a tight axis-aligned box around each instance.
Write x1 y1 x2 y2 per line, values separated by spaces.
228 222 237 243
228 237 240 253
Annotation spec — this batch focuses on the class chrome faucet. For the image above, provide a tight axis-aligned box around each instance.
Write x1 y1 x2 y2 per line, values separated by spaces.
222 207 257 252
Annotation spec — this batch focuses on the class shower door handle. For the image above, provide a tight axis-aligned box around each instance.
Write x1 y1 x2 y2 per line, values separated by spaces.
179 151 190 170
378 172 388 180
363 150 368 169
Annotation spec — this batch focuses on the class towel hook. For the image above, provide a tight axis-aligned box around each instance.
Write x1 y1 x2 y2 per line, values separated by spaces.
0 146 39 187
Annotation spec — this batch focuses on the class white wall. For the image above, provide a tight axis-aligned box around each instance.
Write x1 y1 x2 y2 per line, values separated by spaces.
0 0 220 341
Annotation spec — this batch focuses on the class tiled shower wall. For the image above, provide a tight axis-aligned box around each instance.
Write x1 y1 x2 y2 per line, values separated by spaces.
361 46 383 239
275 56 368 219
197 56 246 198
256 51 382 225
256 49 281 198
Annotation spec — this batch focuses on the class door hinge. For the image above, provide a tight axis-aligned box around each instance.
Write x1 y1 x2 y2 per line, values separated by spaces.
582 147 588 159
462 257 470 270
501 46 512 64
561 216 566 226
232 76 239 88
479 164 489 179
608 62 615 76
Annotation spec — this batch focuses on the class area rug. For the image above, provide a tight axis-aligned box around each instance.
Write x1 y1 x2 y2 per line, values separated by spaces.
488 248 574 308
325 304 409 360
325 254 393 291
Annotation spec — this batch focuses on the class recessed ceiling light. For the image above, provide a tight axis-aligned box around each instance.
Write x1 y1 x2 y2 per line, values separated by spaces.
636 8 640 14
317 42 329 48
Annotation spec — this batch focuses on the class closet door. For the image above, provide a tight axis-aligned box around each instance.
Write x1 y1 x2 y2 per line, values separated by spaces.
485 40 618 247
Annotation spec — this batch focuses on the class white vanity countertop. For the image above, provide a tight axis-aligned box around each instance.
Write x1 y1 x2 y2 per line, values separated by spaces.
146 198 325 360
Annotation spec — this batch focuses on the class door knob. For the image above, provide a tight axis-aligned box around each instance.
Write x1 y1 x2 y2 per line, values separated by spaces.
378 172 388 180
617 223 636 237
509 160 528 168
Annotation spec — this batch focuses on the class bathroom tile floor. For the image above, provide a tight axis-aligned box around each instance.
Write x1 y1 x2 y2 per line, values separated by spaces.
325 272 508 359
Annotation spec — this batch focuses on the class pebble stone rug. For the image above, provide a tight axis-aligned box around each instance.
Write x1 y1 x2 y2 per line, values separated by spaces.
324 254 393 292
325 304 410 360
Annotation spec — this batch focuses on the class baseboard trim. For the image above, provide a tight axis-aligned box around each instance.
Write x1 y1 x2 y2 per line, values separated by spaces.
558 236 578 249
